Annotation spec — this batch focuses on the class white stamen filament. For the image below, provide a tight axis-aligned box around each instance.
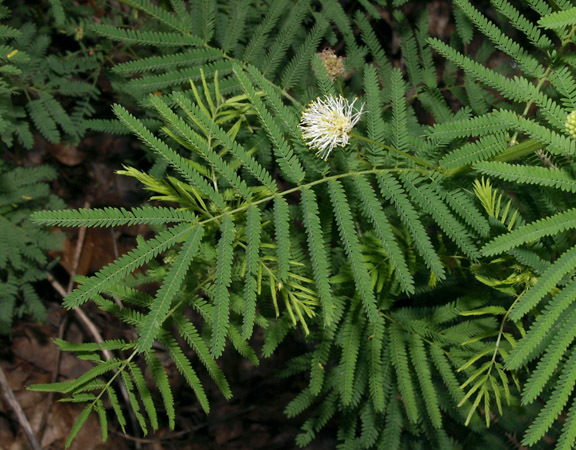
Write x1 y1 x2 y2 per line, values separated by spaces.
300 95 364 160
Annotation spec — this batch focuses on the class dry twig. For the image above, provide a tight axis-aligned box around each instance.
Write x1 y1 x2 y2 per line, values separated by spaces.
0 365 42 450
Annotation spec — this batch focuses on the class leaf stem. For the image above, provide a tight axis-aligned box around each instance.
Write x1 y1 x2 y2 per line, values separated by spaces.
197 166 427 227
350 133 443 172
443 138 544 177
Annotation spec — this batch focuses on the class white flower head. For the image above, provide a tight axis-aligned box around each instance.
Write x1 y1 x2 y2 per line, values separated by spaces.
300 95 364 160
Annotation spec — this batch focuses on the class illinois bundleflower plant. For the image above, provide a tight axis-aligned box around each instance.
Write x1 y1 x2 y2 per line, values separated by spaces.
300 95 364 160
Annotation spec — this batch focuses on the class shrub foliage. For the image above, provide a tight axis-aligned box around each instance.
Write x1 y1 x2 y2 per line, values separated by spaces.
14 0 576 448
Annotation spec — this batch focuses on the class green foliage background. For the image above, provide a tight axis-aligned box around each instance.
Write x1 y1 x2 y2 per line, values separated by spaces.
6 0 576 448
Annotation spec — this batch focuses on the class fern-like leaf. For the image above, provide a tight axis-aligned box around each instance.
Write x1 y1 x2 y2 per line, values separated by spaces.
33 206 196 228
339 315 362 406
90 24 203 47
377 173 445 280
493 0 552 49
510 244 576 321
233 66 305 184
137 225 204 351
174 316 232 399
65 405 92 449
311 54 337 97
520 307 576 404
400 174 479 259
285 387 315 418
64 223 192 308
262 0 310 77
211 215 235 357
522 346 576 446
280 15 329 89
113 104 226 209
454 0 545 77
170 91 277 192
301 188 334 325
433 183 490 237
353 175 414 293
440 133 508 169
390 324 419 423
428 39 565 130
122 0 191 33
145 351 175 429
409 335 442 428
242 205 261 338
475 162 576 192
391 68 409 152
507 279 576 370
558 395 576 450
119 370 148 434
128 362 158 431
539 7 576 29
162 335 210 413
221 0 251 53
363 65 387 157
273 196 291 283
494 110 575 156
329 180 378 321
482 207 576 256
309 328 334 395
367 317 386 412
242 0 288 64
112 48 221 74
27 100 60 143
148 95 251 199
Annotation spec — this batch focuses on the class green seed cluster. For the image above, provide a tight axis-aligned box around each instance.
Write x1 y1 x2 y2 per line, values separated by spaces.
566 111 576 138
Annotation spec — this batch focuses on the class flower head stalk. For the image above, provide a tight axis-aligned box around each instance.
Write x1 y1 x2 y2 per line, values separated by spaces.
300 95 364 160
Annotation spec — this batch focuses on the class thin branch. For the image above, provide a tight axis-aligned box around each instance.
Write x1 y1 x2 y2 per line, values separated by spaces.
66 216 88 293
38 313 69 439
46 274 113 360
40 204 89 441
0 365 42 450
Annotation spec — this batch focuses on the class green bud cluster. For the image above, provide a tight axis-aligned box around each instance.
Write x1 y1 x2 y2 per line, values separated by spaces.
565 110 576 138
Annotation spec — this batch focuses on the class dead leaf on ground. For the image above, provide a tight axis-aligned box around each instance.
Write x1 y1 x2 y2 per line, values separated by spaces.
1 320 128 450
48 144 85 167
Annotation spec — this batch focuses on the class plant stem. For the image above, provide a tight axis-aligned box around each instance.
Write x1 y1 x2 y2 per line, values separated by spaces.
197 166 426 228
281 89 302 108
443 138 544 177
492 138 544 162
350 133 442 172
